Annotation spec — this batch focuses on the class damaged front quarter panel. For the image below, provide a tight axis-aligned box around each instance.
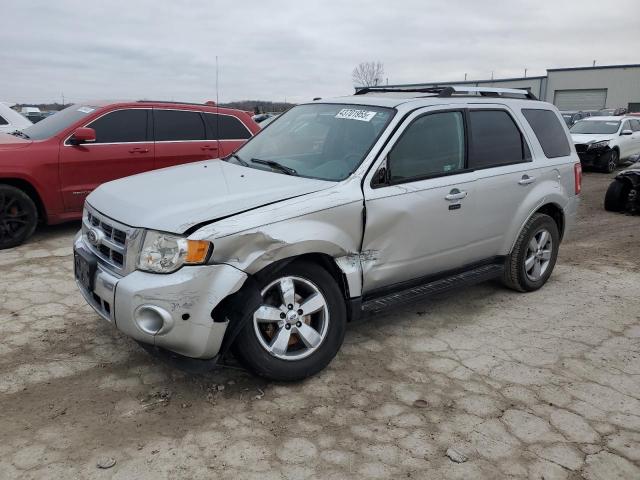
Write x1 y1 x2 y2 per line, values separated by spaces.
188 178 368 298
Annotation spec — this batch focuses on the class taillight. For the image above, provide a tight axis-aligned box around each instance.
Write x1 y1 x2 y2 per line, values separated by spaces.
574 162 582 195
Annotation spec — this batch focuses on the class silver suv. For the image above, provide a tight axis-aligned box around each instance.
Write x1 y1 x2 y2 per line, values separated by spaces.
74 86 581 381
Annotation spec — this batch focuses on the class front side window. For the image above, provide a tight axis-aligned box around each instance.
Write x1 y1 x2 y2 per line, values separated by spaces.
468 110 529 169
154 110 206 141
87 109 148 143
621 120 632 132
230 103 393 181
630 119 640 132
570 120 621 135
388 111 465 182
522 109 571 158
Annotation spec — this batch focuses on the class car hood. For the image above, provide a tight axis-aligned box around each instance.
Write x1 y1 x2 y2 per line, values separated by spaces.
0 133 33 150
570 133 613 144
87 160 335 234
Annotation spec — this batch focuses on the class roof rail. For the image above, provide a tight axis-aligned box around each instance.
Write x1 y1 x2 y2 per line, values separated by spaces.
136 100 206 106
355 85 537 100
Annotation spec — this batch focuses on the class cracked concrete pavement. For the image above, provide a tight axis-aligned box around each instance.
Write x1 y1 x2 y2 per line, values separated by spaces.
0 172 639 479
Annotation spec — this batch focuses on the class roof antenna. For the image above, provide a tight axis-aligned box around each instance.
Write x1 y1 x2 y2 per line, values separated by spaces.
216 55 220 154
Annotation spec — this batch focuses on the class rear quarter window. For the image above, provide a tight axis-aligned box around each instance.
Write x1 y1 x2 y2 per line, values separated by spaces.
0 115 7 126
521 109 571 158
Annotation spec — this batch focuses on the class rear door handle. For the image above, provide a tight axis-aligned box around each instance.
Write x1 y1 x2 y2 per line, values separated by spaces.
518 175 536 186
129 147 149 153
201 145 219 151
444 189 467 201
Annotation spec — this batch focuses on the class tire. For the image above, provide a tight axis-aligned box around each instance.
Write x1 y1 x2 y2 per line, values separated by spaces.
502 213 560 292
233 260 347 381
604 179 630 212
0 184 38 250
601 149 619 173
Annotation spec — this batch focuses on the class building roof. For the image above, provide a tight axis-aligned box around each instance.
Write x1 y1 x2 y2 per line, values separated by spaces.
547 63 640 72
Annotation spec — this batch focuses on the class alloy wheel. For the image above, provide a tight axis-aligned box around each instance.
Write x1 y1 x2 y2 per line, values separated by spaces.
524 228 553 282
0 192 32 245
253 276 329 361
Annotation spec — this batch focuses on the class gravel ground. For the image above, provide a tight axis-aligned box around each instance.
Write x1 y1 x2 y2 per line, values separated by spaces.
1 171 639 479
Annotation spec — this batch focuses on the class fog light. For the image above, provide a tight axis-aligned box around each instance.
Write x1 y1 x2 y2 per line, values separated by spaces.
134 305 174 335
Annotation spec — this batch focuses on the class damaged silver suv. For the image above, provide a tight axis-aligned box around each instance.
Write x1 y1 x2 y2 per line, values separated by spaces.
74 86 581 381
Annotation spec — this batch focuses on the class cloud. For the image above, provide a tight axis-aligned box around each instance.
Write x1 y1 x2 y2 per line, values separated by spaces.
1 0 638 104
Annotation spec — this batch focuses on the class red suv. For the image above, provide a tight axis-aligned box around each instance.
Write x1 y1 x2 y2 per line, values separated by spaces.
0 101 260 248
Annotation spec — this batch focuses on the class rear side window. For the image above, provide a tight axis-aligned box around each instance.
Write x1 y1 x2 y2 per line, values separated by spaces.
87 109 148 143
521 109 571 158
468 110 529 169
154 110 206 141
204 113 251 140
389 111 465 182
0 115 7 125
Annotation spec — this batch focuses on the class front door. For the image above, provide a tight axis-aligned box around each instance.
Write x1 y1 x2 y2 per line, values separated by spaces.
362 108 482 293
59 108 154 212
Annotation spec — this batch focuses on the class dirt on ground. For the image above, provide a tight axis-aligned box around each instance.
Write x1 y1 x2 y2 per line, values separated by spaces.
0 171 639 479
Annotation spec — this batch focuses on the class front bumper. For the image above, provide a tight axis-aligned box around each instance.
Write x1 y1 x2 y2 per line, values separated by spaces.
74 233 248 359
576 147 610 168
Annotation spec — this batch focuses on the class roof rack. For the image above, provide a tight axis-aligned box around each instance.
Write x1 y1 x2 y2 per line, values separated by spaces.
136 100 206 106
355 85 537 100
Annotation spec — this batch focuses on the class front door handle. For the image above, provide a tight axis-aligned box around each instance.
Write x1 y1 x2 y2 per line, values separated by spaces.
129 147 149 153
518 174 536 186
444 189 468 201
201 145 219 151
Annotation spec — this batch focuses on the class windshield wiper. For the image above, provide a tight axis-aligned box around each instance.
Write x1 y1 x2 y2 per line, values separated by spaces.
226 153 249 167
250 158 298 176
10 130 30 139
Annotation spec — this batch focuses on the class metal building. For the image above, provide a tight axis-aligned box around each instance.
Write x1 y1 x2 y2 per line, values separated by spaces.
359 64 640 112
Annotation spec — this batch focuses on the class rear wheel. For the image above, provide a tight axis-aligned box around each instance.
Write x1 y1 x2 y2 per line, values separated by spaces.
233 260 347 381
0 185 38 250
502 213 560 292
604 179 630 212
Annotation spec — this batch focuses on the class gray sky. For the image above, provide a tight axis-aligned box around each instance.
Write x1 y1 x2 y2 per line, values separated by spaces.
2 0 639 104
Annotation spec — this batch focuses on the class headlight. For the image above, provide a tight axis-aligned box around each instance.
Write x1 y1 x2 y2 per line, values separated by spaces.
137 231 212 273
588 140 610 150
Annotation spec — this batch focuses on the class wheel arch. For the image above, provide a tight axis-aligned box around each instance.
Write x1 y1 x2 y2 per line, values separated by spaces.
0 177 47 223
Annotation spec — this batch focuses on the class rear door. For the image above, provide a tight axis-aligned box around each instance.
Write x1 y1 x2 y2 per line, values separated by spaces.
619 120 635 158
630 119 640 155
203 113 253 157
59 108 153 212
153 109 218 169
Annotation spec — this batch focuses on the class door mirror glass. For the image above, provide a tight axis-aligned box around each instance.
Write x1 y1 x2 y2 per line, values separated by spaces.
621 129 633 136
70 127 96 145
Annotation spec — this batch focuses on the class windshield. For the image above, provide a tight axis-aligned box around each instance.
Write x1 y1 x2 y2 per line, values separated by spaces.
570 120 620 135
19 104 97 140
229 103 394 181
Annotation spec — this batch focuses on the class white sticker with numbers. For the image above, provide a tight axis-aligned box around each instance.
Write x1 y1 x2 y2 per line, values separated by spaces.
335 108 377 122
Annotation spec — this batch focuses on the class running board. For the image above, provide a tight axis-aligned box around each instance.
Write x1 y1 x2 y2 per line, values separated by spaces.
361 263 504 316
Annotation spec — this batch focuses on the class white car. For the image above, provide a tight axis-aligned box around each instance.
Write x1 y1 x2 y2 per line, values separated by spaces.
0 102 32 134
570 116 640 172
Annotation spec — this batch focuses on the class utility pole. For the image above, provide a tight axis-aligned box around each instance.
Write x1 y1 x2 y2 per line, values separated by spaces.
491 71 494 81
464 73 467 81
61 92 65 107
592 60 596 67
524 68 527 78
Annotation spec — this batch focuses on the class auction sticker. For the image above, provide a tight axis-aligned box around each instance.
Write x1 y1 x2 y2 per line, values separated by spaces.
335 108 377 122
78 106 95 113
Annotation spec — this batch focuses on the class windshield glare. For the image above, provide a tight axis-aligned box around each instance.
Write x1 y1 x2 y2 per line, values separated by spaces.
232 103 394 181
570 120 620 135
20 104 97 140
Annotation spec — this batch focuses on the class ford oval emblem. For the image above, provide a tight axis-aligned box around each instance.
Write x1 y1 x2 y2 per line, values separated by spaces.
87 228 103 246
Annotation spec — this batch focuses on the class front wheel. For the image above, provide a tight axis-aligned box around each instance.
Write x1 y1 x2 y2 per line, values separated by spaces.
233 260 347 381
602 150 619 173
0 185 38 250
502 213 560 292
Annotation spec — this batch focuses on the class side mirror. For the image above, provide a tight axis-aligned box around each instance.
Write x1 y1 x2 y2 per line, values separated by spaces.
70 127 96 145
621 130 633 136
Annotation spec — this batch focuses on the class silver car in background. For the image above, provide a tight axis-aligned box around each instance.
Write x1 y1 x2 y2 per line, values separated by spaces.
74 86 581 381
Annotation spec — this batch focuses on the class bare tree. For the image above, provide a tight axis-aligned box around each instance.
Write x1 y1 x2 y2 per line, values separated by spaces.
352 61 384 87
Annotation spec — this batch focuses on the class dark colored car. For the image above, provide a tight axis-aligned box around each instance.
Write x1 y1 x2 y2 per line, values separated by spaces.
604 167 640 214
0 101 260 248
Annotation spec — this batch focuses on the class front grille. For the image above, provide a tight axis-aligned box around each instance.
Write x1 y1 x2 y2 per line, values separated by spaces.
83 206 137 275
575 144 588 153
